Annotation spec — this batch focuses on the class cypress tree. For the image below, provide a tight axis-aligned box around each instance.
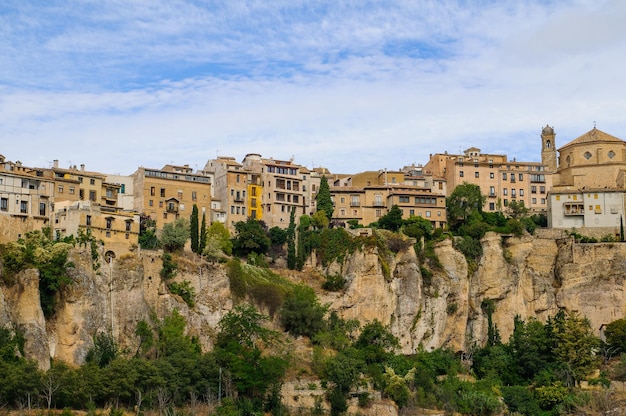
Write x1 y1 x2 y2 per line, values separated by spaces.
190 204 199 253
316 176 334 222
287 207 297 269
199 212 207 254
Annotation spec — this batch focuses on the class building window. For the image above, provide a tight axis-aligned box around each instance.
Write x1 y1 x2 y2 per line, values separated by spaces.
540 186 546 194
426 211 431 217
532 198 537 204
502 172 507 180
89 190 96 201
531 186 537 193
340 197 345 203
0 198 7 211
160 188 165 197
399 196 410 203
58 185 64 193
39 203 46 216
489 186 495 196
340 208 346 216
106 218 112 229
151 187 155 196
541 198 546 204
20 201 27 213
489 202 495 210
520 189 524 196
163 212 168 219
503 188 508 196
504 199 508 206
510 173 515 182
90 178 95 185
490 172 494 179
351 195 360 206
79 189 84 200
375 194 383 206
192 191 197 201
125 233 129 239
375 209 382 217
126 221 131 231
474 172 479 178
86 215 91 226
511 189 516 197
519 173 523 181
231 206 235 214
459 171 464 177
409 209 415 216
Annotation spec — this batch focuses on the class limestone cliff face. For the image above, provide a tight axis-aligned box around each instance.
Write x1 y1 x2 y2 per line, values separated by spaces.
2 232 626 369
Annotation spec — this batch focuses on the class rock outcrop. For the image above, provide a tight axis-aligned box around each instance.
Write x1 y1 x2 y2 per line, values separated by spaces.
2 231 626 369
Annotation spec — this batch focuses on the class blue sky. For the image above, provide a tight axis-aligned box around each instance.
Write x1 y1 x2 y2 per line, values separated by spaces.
1 0 625 175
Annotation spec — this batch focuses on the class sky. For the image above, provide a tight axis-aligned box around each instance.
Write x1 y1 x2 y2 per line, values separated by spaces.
1 0 626 176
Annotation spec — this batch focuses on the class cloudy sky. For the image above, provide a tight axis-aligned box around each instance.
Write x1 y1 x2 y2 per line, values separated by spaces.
1 1 625 175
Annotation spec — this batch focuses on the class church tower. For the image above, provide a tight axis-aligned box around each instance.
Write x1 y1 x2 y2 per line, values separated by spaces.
541 124 557 172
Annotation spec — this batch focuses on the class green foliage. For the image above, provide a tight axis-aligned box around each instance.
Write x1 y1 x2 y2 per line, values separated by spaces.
552 311 600 385
168 280 196 307
269 226 288 246
446 183 486 231
355 320 399 364
85 332 118 368
317 227 356 267
322 274 346 292
316 176 334 222
605 318 626 352
454 235 483 261
157 309 201 357
313 311 360 351
138 215 160 249
311 210 330 230
190 204 200 253
225 259 290 315
232 218 271 256
378 205 404 232
507 200 529 219
161 218 190 252
280 285 328 338
0 230 75 317
199 212 207 254
286 208 297 269
501 385 541 416
403 215 433 239
160 252 178 280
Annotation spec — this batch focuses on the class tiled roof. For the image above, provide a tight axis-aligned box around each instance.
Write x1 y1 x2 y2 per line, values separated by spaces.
559 128 624 150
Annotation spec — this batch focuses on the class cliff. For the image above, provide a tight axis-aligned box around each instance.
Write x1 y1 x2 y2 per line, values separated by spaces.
1 231 626 369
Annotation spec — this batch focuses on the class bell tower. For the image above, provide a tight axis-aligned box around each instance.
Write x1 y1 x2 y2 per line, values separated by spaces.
541 124 557 172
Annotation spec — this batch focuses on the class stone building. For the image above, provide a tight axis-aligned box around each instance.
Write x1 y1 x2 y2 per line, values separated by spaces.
0 155 54 243
133 164 212 231
424 132 554 215
547 126 626 235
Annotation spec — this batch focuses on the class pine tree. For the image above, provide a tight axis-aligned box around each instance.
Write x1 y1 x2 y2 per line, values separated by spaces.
190 204 199 253
316 176 334 222
199 212 207 254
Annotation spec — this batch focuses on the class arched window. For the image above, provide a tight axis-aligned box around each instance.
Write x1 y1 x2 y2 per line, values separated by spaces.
546 140 551 149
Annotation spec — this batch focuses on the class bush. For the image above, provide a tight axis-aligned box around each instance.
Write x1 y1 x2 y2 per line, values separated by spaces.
454 236 483 260
502 385 541 416
322 274 346 292
160 253 177 280
280 285 327 338
168 280 196 307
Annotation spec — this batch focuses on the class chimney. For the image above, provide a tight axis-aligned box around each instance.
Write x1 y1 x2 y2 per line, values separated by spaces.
53 159 59 168
80 164 85 172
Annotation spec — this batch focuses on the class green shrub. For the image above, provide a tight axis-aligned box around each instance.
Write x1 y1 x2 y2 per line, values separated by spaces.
160 252 177 280
322 274 346 292
168 280 196 307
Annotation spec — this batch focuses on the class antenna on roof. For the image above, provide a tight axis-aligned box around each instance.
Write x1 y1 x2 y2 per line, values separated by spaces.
593 120 597 129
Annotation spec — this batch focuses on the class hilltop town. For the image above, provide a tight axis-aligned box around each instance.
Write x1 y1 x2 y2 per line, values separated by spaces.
2 125 625 253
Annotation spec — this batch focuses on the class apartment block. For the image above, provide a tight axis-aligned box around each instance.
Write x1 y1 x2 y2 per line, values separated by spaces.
203 156 249 231
133 164 212 230
424 138 554 214
330 170 447 229
53 200 140 251
0 155 54 243
242 154 310 228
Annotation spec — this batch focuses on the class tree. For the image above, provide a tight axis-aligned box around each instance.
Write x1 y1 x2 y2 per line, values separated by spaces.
232 218 271 256
378 205 404 232
160 218 190 252
204 221 232 256
190 204 200 253
316 176 334 222
507 200 529 220
199 212 207 254
552 311 600 386
446 183 486 232
354 320 399 364
286 208 297 269
311 209 329 230
280 285 327 338
605 318 626 352
138 215 160 249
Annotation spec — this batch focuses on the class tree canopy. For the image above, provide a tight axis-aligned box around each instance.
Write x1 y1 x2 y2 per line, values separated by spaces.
446 183 486 231
316 176 334 222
